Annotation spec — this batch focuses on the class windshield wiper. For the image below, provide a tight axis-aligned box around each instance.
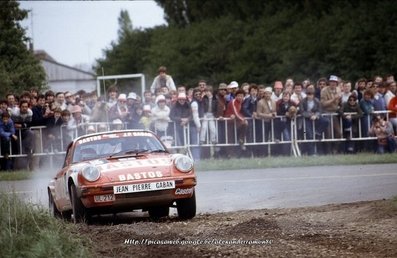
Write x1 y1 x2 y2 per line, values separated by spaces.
148 149 168 153
109 149 149 158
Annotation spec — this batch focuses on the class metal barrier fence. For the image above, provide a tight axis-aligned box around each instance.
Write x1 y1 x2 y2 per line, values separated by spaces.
0 110 395 162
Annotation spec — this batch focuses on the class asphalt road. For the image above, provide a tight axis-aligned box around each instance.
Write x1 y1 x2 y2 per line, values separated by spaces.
1 164 397 214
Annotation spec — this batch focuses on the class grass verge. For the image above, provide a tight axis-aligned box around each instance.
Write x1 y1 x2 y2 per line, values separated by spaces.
0 192 92 258
1 152 396 181
0 171 34 181
195 152 397 171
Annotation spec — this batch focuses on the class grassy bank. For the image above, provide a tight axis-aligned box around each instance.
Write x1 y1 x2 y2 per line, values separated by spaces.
195 152 397 171
1 152 396 181
0 193 91 258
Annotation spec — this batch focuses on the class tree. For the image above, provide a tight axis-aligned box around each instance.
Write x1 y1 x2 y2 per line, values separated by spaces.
94 10 153 93
0 0 46 96
97 0 397 89
117 9 133 42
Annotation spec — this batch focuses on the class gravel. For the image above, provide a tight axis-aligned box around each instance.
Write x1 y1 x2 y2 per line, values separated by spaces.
77 199 397 257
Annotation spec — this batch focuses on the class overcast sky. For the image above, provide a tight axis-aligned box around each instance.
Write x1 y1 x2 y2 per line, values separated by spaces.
18 1 166 68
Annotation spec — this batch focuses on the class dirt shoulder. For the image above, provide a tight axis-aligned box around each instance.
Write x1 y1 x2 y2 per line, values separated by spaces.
78 199 397 257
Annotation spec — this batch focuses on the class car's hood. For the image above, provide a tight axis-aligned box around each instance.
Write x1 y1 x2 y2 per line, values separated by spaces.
71 154 175 183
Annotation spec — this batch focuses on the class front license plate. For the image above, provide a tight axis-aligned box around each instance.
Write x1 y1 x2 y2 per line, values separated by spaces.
94 194 115 203
113 180 175 194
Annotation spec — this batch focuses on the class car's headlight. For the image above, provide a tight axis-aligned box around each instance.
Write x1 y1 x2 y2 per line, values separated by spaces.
81 165 101 182
174 155 193 172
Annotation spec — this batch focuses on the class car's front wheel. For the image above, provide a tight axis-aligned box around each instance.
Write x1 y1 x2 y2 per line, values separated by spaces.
48 190 61 218
70 184 89 223
176 191 196 219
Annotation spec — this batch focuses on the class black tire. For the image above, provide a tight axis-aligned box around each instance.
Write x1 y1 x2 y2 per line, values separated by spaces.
48 190 62 218
70 184 89 223
148 206 169 220
176 191 196 219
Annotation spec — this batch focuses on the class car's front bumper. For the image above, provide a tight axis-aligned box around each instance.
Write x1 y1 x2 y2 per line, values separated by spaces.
78 176 196 212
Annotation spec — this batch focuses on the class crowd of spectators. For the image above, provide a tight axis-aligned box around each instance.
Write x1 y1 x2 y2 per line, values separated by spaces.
1 66 396 171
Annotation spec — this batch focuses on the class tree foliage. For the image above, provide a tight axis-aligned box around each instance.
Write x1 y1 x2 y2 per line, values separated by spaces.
95 0 397 89
0 0 46 96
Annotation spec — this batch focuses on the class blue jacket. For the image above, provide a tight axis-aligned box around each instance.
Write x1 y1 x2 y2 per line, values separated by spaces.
0 119 16 140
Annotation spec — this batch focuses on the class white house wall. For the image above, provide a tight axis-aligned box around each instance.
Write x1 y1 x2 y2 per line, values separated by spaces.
41 60 96 93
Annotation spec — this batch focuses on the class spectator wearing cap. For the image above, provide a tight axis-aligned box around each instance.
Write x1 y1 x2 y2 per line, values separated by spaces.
256 86 277 145
150 66 176 94
108 93 130 126
126 92 139 111
320 75 342 142
106 84 118 108
139 105 152 130
299 86 329 155
271 81 284 102
151 95 171 137
224 89 248 153
225 81 239 105
67 104 90 138
170 92 192 147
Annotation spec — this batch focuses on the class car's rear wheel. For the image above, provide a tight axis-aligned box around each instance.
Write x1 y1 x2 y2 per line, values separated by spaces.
48 190 61 218
148 205 169 220
176 191 196 219
70 184 89 223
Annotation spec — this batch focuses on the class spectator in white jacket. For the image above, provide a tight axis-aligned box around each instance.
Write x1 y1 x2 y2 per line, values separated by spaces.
150 66 176 94
151 95 171 137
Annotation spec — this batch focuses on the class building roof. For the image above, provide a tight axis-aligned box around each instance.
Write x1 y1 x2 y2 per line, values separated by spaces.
34 50 96 82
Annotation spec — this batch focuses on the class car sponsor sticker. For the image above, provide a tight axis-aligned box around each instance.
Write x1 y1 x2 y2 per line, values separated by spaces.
113 180 175 194
175 188 194 195
98 158 171 172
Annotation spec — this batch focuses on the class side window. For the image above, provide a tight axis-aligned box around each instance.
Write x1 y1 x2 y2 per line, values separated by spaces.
63 143 74 168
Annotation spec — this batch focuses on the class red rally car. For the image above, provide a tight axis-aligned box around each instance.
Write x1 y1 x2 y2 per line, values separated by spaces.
48 130 197 223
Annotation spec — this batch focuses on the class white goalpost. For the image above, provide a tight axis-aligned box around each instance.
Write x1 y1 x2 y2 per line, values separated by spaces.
96 73 146 99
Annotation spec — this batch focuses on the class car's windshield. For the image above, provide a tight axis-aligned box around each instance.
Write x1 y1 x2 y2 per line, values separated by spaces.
72 135 166 163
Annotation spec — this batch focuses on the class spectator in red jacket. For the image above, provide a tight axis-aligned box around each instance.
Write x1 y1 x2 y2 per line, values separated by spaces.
224 89 248 151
